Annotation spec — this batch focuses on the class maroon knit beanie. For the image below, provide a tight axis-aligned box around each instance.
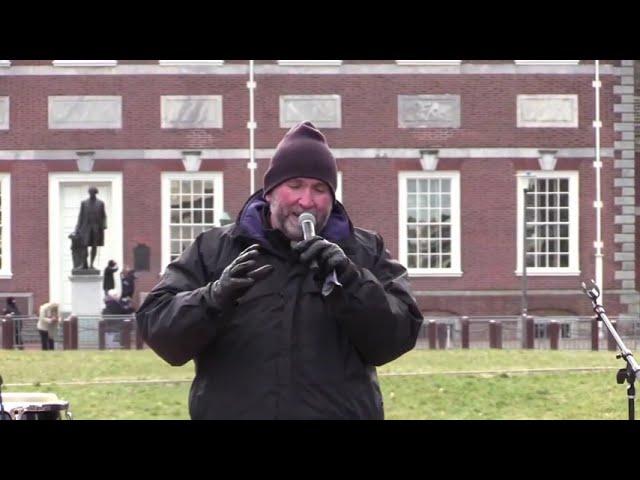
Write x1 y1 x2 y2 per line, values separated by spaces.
263 121 337 197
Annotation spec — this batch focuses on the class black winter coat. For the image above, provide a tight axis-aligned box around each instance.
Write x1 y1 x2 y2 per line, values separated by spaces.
136 191 423 419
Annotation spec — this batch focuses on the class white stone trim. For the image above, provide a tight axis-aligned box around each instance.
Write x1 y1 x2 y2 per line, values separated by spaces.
0 147 615 161
0 174 12 278
279 94 342 128
0 96 8 130
277 60 342 66
160 172 224 274
52 60 118 67
515 171 580 275
398 171 462 276
0 61 10 67
515 60 580 65
159 60 224 66
48 172 123 307
0 63 617 76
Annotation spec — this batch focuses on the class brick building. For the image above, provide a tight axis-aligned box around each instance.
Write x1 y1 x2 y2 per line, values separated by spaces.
0 59 635 320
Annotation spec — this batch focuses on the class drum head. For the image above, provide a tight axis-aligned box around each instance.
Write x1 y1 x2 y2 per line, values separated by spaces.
2 392 70 420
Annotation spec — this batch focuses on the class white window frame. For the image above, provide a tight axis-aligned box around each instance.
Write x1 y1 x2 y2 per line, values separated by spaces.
159 60 224 66
395 60 461 65
277 60 342 66
52 60 118 67
335 171 343 203
398 171 462 277
0 174 12 278
161 172 224 274
516 170 580 276
515 60 580 65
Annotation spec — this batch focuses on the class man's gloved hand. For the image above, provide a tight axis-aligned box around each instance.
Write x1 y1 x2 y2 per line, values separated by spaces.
293 236 359 285
207 244 274 309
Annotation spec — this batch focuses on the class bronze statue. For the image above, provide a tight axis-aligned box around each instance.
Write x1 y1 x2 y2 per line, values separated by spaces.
70 186 107 272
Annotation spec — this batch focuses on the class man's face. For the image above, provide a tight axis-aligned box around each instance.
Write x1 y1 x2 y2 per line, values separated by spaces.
265 177 333 241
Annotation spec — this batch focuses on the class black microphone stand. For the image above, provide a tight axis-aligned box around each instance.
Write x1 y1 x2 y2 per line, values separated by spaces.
582 280 640 420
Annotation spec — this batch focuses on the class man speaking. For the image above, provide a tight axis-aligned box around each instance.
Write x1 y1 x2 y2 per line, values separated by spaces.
136 121 423 419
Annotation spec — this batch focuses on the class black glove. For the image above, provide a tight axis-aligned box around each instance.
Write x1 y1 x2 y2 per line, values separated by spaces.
293 236 359 285
206 244 274 309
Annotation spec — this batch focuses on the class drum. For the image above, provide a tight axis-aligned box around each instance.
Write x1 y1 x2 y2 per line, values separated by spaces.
0 392 72 420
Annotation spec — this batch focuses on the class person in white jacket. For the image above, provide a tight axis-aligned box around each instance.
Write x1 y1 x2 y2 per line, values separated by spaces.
37 302 60 350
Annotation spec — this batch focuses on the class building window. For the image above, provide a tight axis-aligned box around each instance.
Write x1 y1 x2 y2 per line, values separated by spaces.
277 60 342 66
534 322 572 339
395 60 461 65
159 60 224 66
517 171 579 275
398 172 462 276
161 173 224 270
514 60 580 65
0 174 11 278
52 60 118 67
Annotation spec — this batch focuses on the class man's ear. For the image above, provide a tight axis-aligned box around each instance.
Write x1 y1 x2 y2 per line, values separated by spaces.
265 193 272 202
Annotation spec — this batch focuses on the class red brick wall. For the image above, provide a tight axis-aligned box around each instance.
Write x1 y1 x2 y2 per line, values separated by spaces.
0 65 625 316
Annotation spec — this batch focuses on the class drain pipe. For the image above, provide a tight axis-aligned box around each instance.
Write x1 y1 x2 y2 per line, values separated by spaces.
593 60 603 304
247 60 257 194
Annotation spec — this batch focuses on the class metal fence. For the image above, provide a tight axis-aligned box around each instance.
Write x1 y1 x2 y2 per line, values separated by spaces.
414 315 640 351
3 313 640 351
1 314 143 350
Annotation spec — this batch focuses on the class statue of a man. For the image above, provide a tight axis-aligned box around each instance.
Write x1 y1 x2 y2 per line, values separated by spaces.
72 186 107 271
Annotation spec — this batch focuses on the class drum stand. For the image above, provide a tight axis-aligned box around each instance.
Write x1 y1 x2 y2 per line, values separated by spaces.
582 280 640 420
0 375 10 420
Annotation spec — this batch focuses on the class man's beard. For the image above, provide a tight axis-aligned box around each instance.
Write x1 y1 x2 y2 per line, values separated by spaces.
270 202 329 241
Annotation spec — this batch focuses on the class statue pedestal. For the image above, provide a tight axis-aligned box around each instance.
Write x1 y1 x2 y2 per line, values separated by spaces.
69 273 103 316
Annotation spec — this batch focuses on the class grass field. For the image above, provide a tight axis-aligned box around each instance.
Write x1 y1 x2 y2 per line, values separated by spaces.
0 349 630 419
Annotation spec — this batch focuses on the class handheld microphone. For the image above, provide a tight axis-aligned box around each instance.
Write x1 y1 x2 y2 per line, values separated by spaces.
298 212 319 270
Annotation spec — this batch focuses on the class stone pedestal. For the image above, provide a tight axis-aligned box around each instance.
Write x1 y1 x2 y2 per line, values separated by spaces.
69 273 103 316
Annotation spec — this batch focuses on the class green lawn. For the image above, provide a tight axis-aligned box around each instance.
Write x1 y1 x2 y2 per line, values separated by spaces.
0 349 630 419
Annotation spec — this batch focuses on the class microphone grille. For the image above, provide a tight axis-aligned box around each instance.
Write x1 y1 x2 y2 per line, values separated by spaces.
298 212 316 225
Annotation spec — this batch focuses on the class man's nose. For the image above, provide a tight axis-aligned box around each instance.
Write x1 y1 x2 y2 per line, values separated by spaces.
297 188 315 209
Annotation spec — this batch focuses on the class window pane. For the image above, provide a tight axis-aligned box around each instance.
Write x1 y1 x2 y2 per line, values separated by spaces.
407 255 417 268
193 180 203 194
559 209 569 222
170 195 180 209
181 180 191 194
408 194 417 208
419 179 429 192
441 180 451 193
170 211 180 223
407 226 417 238
194 210 202 223
407 179 417 193
204 211 214 224
408 240 417 253
419 256 430 268
407 209 417 223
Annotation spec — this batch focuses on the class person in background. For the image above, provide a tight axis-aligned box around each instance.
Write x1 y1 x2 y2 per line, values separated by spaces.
103 260 118 299
37 302 60 351
3 297 23 350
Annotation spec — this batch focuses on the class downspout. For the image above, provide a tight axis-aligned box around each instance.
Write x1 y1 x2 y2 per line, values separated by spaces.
593 60 604 304
247 60 257 194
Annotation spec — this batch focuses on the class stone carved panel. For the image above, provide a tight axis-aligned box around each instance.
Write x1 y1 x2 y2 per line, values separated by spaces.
280 95 341 128
49 96 122 129
517 95 578 128
161 95 222 129
398 95 461 128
